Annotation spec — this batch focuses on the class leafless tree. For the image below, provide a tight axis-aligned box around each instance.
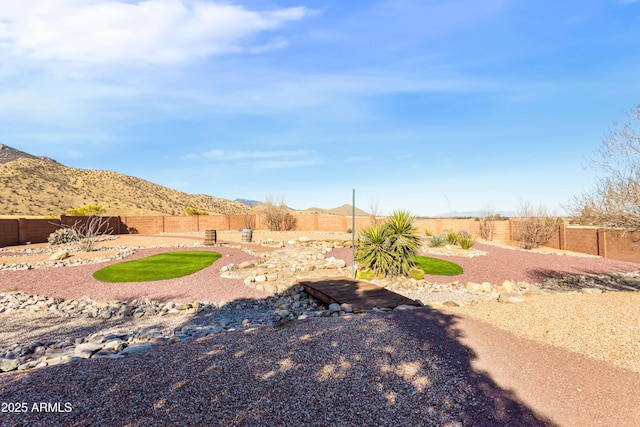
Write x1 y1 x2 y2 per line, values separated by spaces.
259 195 297 231
368 199 382 225
478 204 498 241
52 216 114 251
567 105 640 234
513 201 561 249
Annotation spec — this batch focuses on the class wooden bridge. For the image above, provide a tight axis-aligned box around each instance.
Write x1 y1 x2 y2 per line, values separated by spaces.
299 277 422 313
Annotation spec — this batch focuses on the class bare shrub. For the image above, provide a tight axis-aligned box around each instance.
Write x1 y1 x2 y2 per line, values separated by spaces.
513 202 561 249
243 213 255 229
567 105 640 234
478 205 498 241
52 216 114 252
259 195 297 231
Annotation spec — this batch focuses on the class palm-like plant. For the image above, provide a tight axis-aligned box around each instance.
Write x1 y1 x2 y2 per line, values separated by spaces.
355 210 421 278
385 210 421 276
355 223 394 277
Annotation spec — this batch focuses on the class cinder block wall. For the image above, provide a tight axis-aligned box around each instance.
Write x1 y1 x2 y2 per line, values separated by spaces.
1 215 639 263
605 230 640 263
564 227 599 256
122 216 164 234
18 218 61 244
0 219 19 247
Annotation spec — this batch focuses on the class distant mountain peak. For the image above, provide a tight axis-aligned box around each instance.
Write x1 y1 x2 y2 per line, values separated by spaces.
0 144 58 165
235 198 262 207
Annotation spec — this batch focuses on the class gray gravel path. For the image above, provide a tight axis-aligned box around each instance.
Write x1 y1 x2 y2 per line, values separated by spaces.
1 309 553 427
2 308 639 426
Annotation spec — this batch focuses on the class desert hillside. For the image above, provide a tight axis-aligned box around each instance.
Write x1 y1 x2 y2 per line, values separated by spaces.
0 154 250 216
306 204 369 216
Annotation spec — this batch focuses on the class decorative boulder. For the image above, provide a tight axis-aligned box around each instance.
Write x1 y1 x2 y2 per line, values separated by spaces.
49 250 70 261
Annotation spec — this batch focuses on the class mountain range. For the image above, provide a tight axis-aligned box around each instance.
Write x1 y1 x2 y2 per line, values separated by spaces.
0 145 367 217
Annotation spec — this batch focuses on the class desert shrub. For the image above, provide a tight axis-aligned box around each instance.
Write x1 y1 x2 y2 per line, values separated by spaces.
444 228 458 245
282 212 297 231
243 214 255 229
428 235 445 247
52 216 114 251
424 228 433 237
456 230 475 250
408 265 425 280
259 196 297 231
357 268 374 280
184 207 208 215
66 205 106 216
48 228 80 245
513 202 562 249
355 210 421 278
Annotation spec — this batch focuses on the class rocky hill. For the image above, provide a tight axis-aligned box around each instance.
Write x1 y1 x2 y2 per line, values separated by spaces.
306 204 369 216
0 144 58 165
0 147 250 216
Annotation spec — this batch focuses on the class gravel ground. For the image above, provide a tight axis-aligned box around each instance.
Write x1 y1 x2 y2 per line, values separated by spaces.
1 309 639 427
445 291 640 373
0 311 555 427
1 234 640 426
420 242 640 286
0 245 265 303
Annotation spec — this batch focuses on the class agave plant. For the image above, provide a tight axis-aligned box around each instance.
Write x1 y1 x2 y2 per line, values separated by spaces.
355 223 394 277
355 210 421 278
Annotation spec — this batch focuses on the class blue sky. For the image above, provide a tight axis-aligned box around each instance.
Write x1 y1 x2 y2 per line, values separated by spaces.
2 0 640 216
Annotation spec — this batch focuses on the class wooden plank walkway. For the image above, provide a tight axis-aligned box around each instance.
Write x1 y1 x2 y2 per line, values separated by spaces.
299 276 421 313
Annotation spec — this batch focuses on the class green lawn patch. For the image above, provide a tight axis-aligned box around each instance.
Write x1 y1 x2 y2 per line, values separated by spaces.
93 251 221 282
412 255 463 276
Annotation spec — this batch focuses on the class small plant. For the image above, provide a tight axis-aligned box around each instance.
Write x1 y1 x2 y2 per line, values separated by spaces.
357 268 374 280
66 205 106 216
48 228 80 245
456 230 476 250
428 235 445 247
408 265 425 280
424 228 433 237
346 227 353 234
184 207 209 215
444 228 458 245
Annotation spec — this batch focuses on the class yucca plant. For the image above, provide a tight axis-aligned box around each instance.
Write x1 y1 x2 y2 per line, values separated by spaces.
355 210 421 278
355 223 394 277
385 210 421 276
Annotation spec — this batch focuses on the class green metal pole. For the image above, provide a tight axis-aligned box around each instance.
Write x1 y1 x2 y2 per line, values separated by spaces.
352 189 355 278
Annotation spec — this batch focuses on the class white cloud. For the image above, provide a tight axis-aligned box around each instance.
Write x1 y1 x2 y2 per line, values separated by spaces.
184 148 310 161
0 0 314 66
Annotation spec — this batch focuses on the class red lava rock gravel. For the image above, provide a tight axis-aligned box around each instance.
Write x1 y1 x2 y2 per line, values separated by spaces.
0 246 265 303
421 242 640 285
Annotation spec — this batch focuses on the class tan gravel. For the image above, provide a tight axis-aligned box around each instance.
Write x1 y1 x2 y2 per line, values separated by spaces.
445 291 640 373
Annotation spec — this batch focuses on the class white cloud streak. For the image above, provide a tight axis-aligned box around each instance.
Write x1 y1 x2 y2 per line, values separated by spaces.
180 149 316 169
0 0 314 66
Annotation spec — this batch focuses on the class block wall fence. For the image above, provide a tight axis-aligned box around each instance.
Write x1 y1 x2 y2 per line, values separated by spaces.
1 215 638 263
